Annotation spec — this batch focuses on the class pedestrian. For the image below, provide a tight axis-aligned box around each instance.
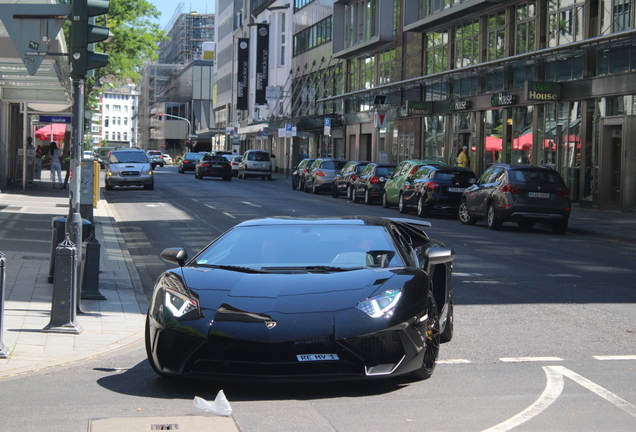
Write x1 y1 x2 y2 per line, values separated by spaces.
26 136 35 149
49 141 63 188
457 146 470 167
36 145 44 157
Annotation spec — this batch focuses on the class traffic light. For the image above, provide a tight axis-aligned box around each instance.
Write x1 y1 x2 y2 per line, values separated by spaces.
158 113 163 121
70 0 110 79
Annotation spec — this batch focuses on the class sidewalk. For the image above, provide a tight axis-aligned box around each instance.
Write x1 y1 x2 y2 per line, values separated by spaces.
0 176 148 377
0 174 635 378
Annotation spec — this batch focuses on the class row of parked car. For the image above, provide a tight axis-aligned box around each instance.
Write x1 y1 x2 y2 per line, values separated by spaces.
292 157 572 234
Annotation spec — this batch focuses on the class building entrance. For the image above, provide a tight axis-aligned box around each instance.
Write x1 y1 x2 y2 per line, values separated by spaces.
599 116 636 211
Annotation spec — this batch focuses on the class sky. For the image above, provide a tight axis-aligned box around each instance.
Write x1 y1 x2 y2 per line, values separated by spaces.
150 1 216 30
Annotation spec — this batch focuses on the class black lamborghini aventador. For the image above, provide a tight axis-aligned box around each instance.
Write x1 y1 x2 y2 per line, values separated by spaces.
145 216 455 381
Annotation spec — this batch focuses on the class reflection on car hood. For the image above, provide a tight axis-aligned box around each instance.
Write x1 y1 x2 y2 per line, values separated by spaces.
110 162 148 169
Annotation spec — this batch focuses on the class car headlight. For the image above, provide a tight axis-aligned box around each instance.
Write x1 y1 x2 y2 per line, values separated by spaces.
108 168 119 176
164 288 199 318
143 168 153 175
357 288 403 318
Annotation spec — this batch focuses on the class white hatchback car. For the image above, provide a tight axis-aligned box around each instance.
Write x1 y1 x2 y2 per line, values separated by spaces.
238 150 274 180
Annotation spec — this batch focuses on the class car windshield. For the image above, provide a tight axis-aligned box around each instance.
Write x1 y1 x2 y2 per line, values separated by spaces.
193 225 404 270
321 161 347 170
185 153 204 160
509 169 563 184
248 152 270 161
148 151 161 155
376 167 392 177
111 152 147 163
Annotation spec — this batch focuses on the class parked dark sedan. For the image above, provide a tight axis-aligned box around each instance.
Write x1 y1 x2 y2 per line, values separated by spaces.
351 163 397 205
291 158 316 190
195 155 232 181
331 161 369 199
304 158 349 194
179 152 207 173
398 165 477 217
458 164 571 233
146 216 455 382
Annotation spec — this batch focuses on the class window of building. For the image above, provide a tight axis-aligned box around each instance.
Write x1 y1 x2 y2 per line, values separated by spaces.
294 0 315 10
293 17 332 56
118 117 121 125
454 20 480 68
452 76 478 97
425 81 447 101
111 132 116 140
598 45 636 75
344 0 378 49
105 104 110 111
483 68 505 92
545 53 583 81
91 125 99 133
515 3 536 55
512 64 535 89
113 105 121 111
378 49 396 85
349 58 360 91
425 30 449 74
124 118 128 126
105 116 109 127
361 55 375 89
125 106 128 112
548 0 585 47
124 132 128 140
279 13 286 67
487 10 506 61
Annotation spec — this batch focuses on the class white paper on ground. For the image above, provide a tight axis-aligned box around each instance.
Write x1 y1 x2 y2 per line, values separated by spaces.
193 390 233 416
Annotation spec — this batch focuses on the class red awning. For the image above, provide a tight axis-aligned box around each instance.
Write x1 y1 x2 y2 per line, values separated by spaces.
35 123 67 141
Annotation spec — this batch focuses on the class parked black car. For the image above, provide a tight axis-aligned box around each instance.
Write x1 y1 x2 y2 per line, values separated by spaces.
145 216 455 381
304 158 348 194
331 161 369 198
179 152 207 173
195 155 232 181
458 164 571 233
398 165 477 217
291 158 316 190
351 163 397 204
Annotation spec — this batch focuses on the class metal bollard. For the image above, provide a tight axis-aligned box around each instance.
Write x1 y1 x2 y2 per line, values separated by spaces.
42 236 82 334
81 231 105 300
48 216 92 283
0 252 8 358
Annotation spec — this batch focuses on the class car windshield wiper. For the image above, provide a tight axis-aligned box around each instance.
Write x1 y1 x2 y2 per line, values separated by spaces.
193 264 269 273
261 265 364 272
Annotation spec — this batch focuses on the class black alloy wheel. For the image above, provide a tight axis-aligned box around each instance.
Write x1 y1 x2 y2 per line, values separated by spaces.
145 315 165 377
410 290 440 380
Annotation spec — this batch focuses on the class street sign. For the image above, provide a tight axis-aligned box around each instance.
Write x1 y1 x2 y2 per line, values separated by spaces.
0 4 71 75
285 123 293 138
39 115 72 124
374 109 387 128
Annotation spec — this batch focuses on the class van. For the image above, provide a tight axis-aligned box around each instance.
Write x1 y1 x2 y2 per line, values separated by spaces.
238 150 274 180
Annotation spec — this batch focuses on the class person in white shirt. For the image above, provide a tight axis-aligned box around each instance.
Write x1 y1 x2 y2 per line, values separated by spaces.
49 142 63 188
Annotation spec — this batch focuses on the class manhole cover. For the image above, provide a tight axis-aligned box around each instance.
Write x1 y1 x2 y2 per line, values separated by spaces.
88 415 241 431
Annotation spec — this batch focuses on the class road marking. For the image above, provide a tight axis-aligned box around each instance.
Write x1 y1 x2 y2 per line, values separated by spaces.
482 365 636 432
438 359 471 364
454 272 484 277
462 280 501 284
241 201 262 207
204 204 215 209
551 366 636 417
546 274 582 278
593 355 636 360
482 366 563 432
223 212 236 219
500 357 563 363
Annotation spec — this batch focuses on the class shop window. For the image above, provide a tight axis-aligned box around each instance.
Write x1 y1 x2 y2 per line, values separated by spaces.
452 76 478 97
512 65 534 89
483 68 505 93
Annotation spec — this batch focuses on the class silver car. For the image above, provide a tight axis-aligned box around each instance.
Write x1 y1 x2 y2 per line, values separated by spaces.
105 149 154 190
304 158 349 194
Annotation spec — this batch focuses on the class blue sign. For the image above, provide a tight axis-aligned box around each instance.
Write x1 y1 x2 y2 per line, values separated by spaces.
39 115 71 123
285 123 293 132
324 118 331 127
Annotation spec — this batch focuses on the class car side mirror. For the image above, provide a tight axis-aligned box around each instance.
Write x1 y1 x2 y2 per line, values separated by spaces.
161 248 188 267
469 178 476 184
271 154 276 158
425 247 455 274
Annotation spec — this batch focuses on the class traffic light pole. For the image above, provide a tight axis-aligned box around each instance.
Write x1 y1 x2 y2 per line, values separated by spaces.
67 77 85 310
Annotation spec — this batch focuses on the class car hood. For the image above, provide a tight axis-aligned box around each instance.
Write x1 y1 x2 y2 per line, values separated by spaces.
176 267 418 341
110 162 149 170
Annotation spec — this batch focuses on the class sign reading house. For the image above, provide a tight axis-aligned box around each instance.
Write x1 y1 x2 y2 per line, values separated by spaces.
449 100 471 111
526 81 561 102
491 93 516 106
406 101 433 116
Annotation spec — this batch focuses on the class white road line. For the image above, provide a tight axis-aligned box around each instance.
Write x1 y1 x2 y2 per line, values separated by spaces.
223 212 236 219
593 355 636 360
500 357 563 363
241 201 262 207
453 272 484 277
546 274 583 278
204 204 215 209
482 366 564 432
550 366 636 418
438 359 471 364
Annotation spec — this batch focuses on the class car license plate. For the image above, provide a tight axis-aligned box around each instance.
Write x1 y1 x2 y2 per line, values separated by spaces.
447 187 465 193
211 164 222 168
528 192 550 198
297 354 339 361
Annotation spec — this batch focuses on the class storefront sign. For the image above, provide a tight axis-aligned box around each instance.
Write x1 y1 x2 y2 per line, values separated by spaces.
491 93 516 106
39 115 72 123
526 81 561 102
236 38 249 110
255 24 269 105
449 100 471 111
406 101 433 116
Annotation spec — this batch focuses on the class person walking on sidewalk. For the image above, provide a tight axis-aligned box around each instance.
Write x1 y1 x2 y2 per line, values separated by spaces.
49 141 63 188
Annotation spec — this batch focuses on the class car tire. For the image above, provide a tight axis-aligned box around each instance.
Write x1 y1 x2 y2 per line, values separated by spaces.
292 180 297 190
517 221 535 230
225 176 232 181
312 182 319 194
440 302 453 343
398 194 409 214
487 202 502 230
351 188 360 203
144 182 154 190
458 200 478 225
267 175 272 181
331 185 339 198
105 181 113 191
410 290 439 380
145 315 166 377
417 195 429 217
364 189 373 205
304 181 311 193
178 167 184 174
382 191 391 208
552 220 568 234
238 171 244 179
346 186 354 201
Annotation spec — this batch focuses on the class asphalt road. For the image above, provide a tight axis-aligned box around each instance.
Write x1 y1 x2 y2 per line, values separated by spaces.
1 165 634 431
